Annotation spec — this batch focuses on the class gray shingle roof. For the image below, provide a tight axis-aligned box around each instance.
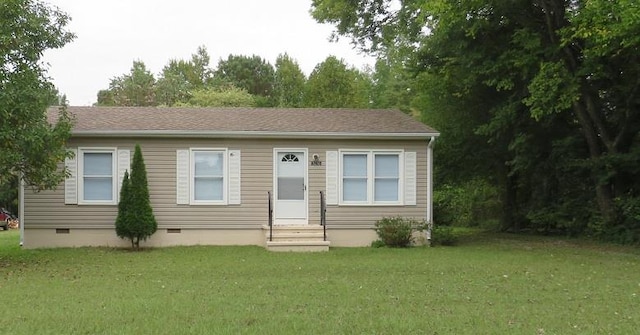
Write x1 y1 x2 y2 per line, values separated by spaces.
48 106 439 138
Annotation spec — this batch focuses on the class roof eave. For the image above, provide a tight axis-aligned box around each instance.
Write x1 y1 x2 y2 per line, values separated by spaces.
71 130 440 140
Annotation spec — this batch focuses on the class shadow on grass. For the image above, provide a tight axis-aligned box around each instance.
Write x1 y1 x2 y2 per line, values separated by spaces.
452 227 640 255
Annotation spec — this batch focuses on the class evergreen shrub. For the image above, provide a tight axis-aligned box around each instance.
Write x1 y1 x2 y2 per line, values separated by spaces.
115 144 157 249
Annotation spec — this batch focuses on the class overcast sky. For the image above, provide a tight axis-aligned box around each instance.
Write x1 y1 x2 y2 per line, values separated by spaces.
42 0 374 106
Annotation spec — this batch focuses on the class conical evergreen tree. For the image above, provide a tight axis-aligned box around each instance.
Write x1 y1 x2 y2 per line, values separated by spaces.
115 144 157 249
115 170 131 240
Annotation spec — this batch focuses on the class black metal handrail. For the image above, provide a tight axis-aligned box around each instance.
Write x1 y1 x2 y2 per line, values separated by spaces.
320 191 327 241
268 191 273 242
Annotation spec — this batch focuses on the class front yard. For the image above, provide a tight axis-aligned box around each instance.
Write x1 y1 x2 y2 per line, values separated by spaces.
1 230 638 334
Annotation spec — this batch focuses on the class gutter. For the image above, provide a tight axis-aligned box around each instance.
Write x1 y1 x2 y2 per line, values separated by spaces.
71 130 441 140
19 176 24 247
426 136 436 245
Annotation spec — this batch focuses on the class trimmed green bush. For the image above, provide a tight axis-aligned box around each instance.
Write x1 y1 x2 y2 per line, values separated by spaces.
115 144 157 249
374 216 417 247
434 179 501 229
370 239 386 248
430 225 458 246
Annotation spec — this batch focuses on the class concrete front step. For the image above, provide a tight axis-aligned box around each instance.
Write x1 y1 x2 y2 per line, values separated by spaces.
263 225 330 252
268 232 325 241
265 240 330 252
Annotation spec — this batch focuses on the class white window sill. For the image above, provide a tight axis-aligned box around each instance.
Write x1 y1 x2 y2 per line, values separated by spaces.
77 201 117 206
339 202 404 207
189 201 227 206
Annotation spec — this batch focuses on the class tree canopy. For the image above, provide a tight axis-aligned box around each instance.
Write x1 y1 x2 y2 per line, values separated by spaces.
303 56 371 108
179 86 257 107
312 0 640 242
98 61 156 106
0 0 75 191
95 49 377 109
214 54 276 100
274 53 306 107
155 46 214 106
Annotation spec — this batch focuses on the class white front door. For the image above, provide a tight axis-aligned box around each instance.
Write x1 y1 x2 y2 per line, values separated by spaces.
274 149 307 225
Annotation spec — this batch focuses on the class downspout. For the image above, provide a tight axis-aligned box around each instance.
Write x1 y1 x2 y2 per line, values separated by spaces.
426 136 436 245
19 176 25 247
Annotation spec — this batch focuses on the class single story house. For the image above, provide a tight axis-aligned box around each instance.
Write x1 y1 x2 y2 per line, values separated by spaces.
21 107 439 251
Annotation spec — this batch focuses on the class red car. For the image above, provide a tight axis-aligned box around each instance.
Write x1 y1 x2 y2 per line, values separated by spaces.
0 208 15 231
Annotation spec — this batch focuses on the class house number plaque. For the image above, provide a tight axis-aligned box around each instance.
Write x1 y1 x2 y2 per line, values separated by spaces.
311 154 322 166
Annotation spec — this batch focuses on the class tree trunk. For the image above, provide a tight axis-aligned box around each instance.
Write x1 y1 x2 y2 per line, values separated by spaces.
572 98 617 224
500 172 519 232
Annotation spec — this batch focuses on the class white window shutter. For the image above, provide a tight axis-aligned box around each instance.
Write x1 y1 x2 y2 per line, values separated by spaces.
404 152 417 205
117 149 131 200
228 150 241 204
64 148 78 205
176 150 190 205
325 151 338 205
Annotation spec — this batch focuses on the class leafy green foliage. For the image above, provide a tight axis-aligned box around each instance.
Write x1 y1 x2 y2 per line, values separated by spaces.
369 57 413 111
95 48 380 109
115 170 131 239
303 56 371 108
0 176 18 215
589 196 640 245
430 225 457 246
179 86 256 107
434 180 501 229
215 54 275 101
311 0 421 52
304 56 370 108
0 0 75 190
97 46 217 107
374 216 418 247
154 46 214 106
311 0 640 241
154 66 193 107
524 61 578 120
115 145 157 249
98 61 156 106
274 53 306 107
369 239 385 248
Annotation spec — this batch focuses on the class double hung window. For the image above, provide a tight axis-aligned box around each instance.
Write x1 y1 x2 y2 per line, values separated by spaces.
78 148 118 204
340 151 402 205
191 150 226 204
176 148 241 206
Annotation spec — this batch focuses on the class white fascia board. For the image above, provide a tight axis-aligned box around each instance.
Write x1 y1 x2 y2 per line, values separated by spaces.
72 130 441 140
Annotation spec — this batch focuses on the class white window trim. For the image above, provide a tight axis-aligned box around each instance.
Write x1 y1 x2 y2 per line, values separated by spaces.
339 149 404 206
190 148 228 205
78 147 118 205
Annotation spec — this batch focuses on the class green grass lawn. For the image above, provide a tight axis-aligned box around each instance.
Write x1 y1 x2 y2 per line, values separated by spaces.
1 230 639 334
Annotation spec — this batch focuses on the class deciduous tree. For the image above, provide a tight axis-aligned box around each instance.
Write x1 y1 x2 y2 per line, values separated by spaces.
311 0 640 241
179 86 256 107
273 54 306 107
155 46 214 106
97 61 156 106
214 54 275 105
303 56 371 108
0 0 75 190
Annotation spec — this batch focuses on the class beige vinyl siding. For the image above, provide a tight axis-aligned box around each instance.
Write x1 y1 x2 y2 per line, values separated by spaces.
24 137 428 232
